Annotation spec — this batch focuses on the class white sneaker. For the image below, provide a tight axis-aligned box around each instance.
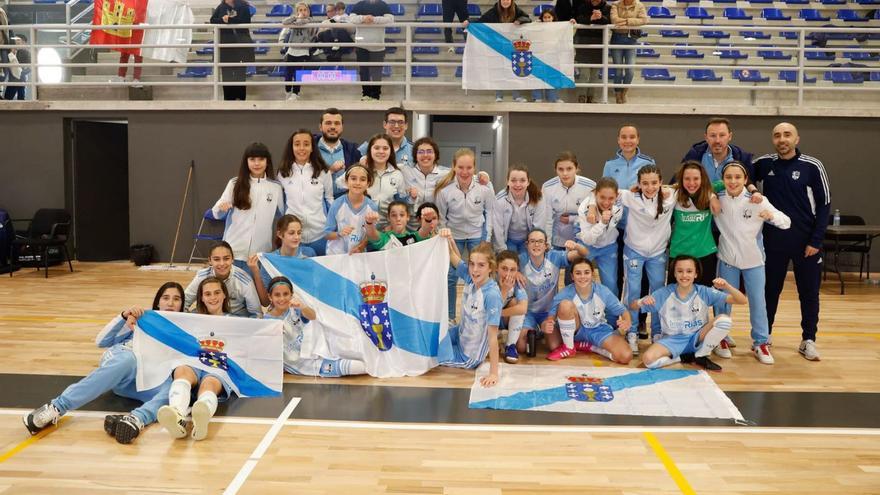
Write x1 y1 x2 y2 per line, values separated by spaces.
725 335 737 348
360 95 375 102
23 403 61 435
447 46 456 54
157 405 187 439
713 339 732 359
753 343 775 365
131 78 143 89
495 96 503 102
799 339 820 361
287 92 299 101
534 98 543 103
695 320 731 358
190 400 212 441
514 96 528 103
554 98 565 103
627 333 639 356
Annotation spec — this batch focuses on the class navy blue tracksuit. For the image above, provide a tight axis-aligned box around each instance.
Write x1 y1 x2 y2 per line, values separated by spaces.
753 149 831 342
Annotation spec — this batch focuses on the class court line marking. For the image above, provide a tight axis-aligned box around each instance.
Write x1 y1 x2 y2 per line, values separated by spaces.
222 397 301 495
2 409 880 436
643 431 696 495
0 416 71 463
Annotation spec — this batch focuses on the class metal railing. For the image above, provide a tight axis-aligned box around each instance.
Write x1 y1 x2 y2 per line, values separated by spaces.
1 21 879 104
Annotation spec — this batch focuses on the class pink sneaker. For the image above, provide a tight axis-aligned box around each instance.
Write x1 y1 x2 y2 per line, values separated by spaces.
547 344 576 361
574 341 593 353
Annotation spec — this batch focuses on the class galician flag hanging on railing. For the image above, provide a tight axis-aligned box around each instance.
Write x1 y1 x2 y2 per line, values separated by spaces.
260 236 450 378
133 311 283 397
463 22 576 90
90 0 149 56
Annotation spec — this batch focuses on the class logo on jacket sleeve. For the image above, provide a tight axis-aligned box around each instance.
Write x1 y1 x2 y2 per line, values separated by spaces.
359 273 394 351
791 171 800 180
511 36 533 77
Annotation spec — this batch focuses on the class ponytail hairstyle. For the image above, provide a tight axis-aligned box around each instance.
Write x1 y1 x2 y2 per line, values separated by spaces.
495 249 521 270
273 214 304 250
554 150 579 170
267 276 293 296
344 163 375 189
365 133 398 174
506 164 542 206
469 241 498 273
593 176 619 213
279 129 328 180
721 160 749 183
233 142 274 210
435 148 477 193
636 164 664 220
674 161 713 211
195 276 231 315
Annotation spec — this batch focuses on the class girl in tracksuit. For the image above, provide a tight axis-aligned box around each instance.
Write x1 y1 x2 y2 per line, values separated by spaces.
492 164 551 255
336 134 408 231
185 241 262 317
714 161 790 365
212 142 284 268
324 164 379 255
576 176 624 299
279 2 315 100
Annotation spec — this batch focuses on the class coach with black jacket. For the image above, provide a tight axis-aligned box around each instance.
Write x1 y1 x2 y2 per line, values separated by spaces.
210 0 255 100
574 0 611 103
681 117 754 183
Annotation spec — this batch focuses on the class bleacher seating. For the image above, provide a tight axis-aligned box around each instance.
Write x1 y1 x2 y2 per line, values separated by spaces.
838 10 868 22
648 6 675 19
779 70 817 83
412 66 439 77
266 4 292 17
800 9 831 22
642 68 676 81
685 7 714 20
719 49 748 59
758 49 793 60
688 69 723 81
825 71 864 83
177 67 212 78
701 30 730 39
673 46 705 58
733 69 770 82
417 4 442 17
724 8 752 20
762 8 791 21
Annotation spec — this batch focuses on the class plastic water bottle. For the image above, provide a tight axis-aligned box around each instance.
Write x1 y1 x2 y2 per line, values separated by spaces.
833 209 841 226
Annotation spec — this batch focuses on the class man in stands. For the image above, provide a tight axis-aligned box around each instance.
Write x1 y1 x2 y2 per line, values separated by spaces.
317 2 354 62
358 106 414 168
316 107 362 198
682 117 754 183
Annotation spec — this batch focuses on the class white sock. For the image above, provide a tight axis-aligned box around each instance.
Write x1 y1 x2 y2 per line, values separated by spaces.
696 316 733 358
168 378 191 414
558 319 576 349
592 346 614 361
347 360 367 376
196 390 218 417
505 315 524 346
646 356 681 369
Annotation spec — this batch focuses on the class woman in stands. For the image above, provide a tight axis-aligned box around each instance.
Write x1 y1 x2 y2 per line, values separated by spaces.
248 214 315 306
609 0 647 103
185 241 262 317
279 2 316 100
211 142 284 268
346 0 395 101
324 164 379 254
574 0 611 103
277 130 333 255
463 0 531 102
209 0 255 100
492 164 551 255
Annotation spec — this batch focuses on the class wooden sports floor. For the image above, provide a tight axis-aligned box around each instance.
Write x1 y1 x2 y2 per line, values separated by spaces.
1 262 879 494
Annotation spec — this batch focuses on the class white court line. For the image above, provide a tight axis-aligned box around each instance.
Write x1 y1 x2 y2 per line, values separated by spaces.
222 397 300 495
3 408 880 436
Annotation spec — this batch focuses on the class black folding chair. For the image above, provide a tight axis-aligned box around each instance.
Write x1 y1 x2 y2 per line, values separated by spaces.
10 208 74 278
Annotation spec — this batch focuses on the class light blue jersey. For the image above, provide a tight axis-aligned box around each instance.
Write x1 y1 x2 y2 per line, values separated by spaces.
324 195 379 255
640 284 727 336
549 283 627 328
259 246 315 290
519 250 569 314
441 261 503 369
263 309 357 377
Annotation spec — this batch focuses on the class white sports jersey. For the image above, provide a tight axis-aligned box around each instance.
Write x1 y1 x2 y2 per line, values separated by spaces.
542 175 595 248
264 309 308 372
324 195 379 255
715 191 791 269
277 163 334 244
435 176 495 241
184 265 262 317
401 164 449 205
492 190 552 252
641 284 727 336
549 282 627 328
576 193 624 249
447 262 503 368
519 250 568 314
335 166 407 230
212 177 284 260
618 188 676 258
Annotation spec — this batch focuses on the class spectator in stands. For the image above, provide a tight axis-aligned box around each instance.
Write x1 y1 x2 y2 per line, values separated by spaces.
0 7 9 93
609 0 646 104
118 51 143 88
316 2 354 62
326 1 346 18
574 0 611 103
682 117 754 184
4 35 29 100
346 0 394 101
531 8 562 103
442 0 469 52
555 0 573 22
280 2 317 101
358 107 414 167
210 0 255 100
463 0 531 102
316 107 363 198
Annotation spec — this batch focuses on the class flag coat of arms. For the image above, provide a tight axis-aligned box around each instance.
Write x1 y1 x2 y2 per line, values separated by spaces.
133 311 283 398
90 0 149 56
463 22 575 90
260 236 450 378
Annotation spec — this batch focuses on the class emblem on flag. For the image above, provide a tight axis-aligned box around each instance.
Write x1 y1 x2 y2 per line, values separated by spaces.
359 273 394 351
198 333 229 370
565 382 614 402
511 36 533 77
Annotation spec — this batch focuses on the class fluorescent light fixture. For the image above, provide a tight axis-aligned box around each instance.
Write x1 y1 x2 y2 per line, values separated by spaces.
492 116 502 130
37 48 63 84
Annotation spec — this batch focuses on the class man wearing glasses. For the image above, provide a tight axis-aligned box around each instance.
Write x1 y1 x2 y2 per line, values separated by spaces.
358 107 414 168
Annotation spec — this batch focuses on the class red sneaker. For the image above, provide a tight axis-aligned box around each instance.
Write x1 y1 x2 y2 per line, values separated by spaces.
574 341 593 353
547 344 576 361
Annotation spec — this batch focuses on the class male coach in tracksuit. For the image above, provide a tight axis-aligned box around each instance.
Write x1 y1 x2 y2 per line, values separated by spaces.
748 122 831 361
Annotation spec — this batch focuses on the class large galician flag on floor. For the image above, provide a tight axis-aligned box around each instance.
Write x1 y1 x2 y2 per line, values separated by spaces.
133 311 283 397
469 364 744 420
90 0 149 56
463 22 576 91
261 237 450 378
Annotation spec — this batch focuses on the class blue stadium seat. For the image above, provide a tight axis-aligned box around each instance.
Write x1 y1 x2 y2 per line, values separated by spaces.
417 3 442 16
412 46 440 55
733 69 769 82
685 7 714 19
386 27 401 34
820 0 845 4
701 30 730 39
33 0 58 3
534 4 554 16
779 70 817 83
660 30 689 38
871 72 880 81
825 71 863 83
385 46 397 53
749 0 774 3
636 46 660 58
740 30 771 39
805 50 835 61
177 67 212 78
383 66 393 77
714 0 737 3
758 49 792 60
780 31 798 39
719 49 747 59
455 66 463 78
762 8 791 21
412 66 439 77
345 4 353 13
245 66 257 77
310 4 326 16
687 69 722 81
195 46 214 55
455 46 465 55
838 10 868 22
642 68 676 81
254 22 282 35
254 41 269 55
248 3 257 15
415 27 442 34
468 4 482 16
784 0 809 4
673 46 704 58
269 66 285 77
843 49 879 61
648 6 675 18
388 4 405 16
856 0 880 4
800 9 830 21
724 8 752 20
267 4 292 17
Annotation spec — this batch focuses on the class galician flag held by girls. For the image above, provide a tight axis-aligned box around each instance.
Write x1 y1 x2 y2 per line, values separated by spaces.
462 22 575 90
260 236 450 378
133 311 283 397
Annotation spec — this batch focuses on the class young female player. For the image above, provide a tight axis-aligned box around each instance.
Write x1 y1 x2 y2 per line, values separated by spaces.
633 255 746 371
438 229 502 387
669 161 720 286
324 164 379 255
542 151 596 259
576 176 624 298
434 148 496 322
157 277 233 441
338 134 407 231
364 200 436 251
492 164 551 255
276 129 333 256
211 142 284 266
263 276 367 376
713 161 791 365
545 257 631 362
495 250 528 364
401 137 449 223
23 282 185 444
248 214 315 306
185 241 261 317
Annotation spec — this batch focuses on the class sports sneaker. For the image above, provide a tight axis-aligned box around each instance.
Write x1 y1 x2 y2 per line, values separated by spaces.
514 96 528 103
547 344 576 361
504 344 519 364
799 339 820 361
190 400 212 441
360 95 375 102
627 333 639 356
713 339 732 359
574 341 593 353
725 335 737 348
157 405 187 439
534 98 543 103
695 356 723 372
104 414 124 436
495 96 503 102
554 98 565 103
447 46 456 54
287 92 300 101
23 403 61 435
115 414 144 444
131 78 143 89
767 335 773 346
753 344 775 365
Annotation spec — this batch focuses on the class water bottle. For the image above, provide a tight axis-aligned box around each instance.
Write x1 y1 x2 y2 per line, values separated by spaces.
833 209 841 226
